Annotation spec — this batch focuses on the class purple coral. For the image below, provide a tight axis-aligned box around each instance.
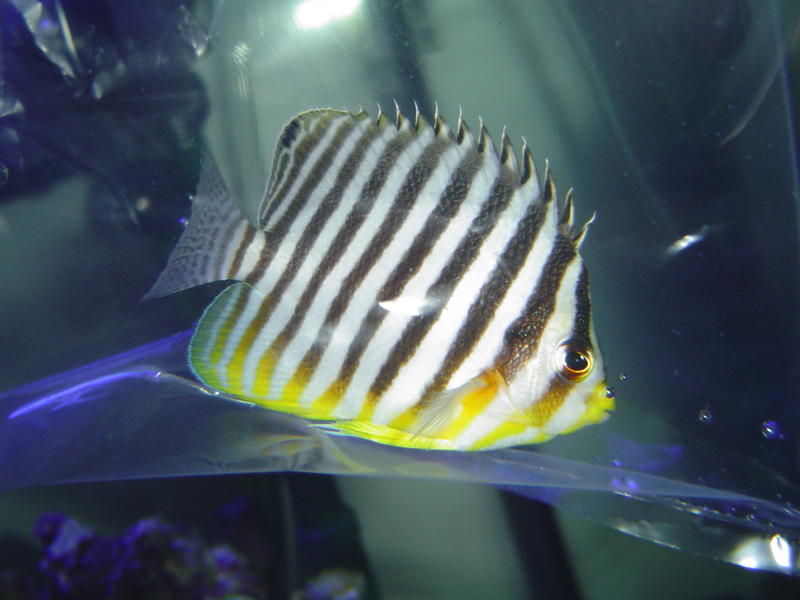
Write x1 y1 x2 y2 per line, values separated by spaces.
294 569 365 600
35 513 266 599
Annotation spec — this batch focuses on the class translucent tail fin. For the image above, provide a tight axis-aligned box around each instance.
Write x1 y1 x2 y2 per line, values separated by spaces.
144 152 261 300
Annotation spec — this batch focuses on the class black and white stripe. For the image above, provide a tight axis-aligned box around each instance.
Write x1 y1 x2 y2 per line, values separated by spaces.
157 106 605 448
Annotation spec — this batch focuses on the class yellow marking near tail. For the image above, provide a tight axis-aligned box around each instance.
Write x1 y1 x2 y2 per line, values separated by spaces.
203 286 250 366
251 347 278 397
227 307 278 390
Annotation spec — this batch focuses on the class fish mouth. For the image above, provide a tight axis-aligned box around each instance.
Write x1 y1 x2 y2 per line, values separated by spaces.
560 381 615 435
591 381 616 422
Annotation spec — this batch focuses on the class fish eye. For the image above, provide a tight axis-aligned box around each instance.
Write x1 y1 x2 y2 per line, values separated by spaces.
556 342 593 381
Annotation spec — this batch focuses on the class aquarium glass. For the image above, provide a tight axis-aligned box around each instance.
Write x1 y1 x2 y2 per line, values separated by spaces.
1 0 800 575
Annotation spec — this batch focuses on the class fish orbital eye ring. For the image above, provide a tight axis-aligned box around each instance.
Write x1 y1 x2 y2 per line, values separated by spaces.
557 341 593 382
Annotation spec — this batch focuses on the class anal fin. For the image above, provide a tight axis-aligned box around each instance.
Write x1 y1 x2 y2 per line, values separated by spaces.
313 421 457 450
405 368 506 442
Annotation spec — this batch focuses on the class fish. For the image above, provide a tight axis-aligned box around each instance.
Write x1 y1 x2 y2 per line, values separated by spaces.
146 106 615 451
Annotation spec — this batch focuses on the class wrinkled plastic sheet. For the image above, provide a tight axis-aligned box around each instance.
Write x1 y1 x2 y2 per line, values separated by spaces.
2 332 800 575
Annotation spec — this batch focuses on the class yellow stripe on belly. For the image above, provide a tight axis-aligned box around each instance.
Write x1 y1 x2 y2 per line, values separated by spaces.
387 368 504 442
436 369 504 439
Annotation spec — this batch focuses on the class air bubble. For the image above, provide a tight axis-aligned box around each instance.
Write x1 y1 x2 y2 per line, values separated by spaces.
761 420 781 440
698 408 714 424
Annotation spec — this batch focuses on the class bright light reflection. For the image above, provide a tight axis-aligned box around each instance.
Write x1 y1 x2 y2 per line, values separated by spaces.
769 533 793 569
737 555 760 569
730 537 764 570
294 0 361 30
378 296 433 317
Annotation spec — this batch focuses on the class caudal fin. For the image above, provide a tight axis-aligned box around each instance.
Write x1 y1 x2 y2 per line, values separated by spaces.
144 152 262 299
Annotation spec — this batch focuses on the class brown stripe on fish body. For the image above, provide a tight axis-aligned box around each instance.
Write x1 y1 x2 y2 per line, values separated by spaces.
199 280 252 368
258 111 346 229
525 266 594 428
265 111 315 198
265 114 358 239
313 147 485 412
259 113 330 226
266 152 290 200
242 117 382 305
495 234 578 381
251 129 419 384
220 112 366 392
414 175 553 408
259 111 344 227
569 265 592 346
366 163 519 401
247 114 359 284
226 224 258 279
529 371 574 428
288 135 455 392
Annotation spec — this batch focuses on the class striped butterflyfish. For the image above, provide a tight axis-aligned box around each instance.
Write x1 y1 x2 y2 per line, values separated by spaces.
146 106 614 451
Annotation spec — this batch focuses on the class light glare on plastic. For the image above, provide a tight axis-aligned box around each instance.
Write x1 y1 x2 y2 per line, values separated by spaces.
294 0 361 30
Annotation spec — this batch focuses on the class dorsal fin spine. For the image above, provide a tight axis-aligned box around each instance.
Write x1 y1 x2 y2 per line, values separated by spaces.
520 139 537 187
393 99 401 129
561 188 575 229
477 118 499 160
500 128 517 174
457 114 471 145
542 161 555 205
573 212 595 248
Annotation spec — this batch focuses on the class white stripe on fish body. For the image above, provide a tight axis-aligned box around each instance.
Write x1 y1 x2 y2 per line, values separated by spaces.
249 112 392 300
229 222 267 280
212 284 262 388
261 111 351 230
249 113 375 296
270 118 434 402
337 138 498 418
446 195 557 391
372 166 537 424
148 106 613 451
191 282 248 371
238 120 398 395
294 130 474 411
536 259 595 435
453 254 582 449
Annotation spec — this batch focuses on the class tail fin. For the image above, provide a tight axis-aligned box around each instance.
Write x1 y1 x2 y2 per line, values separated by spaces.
144 152 261 299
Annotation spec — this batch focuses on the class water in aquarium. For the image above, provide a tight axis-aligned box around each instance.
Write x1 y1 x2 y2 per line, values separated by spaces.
1 0 800 598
